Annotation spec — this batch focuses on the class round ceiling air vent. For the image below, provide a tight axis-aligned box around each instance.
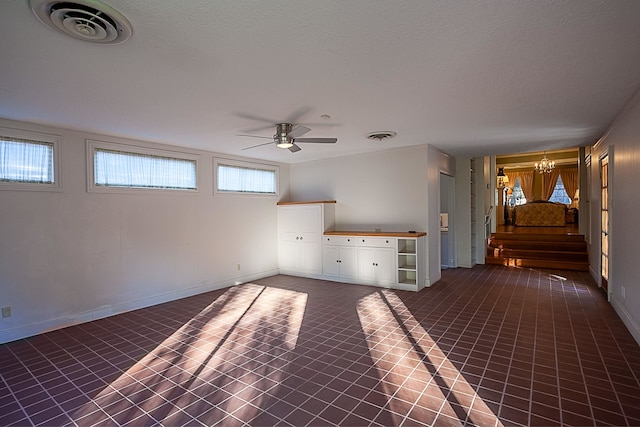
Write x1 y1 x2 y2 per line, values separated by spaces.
366 131 397 142
30 0 132 44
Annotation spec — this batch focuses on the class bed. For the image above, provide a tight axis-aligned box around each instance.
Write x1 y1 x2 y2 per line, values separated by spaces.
513 201 567 226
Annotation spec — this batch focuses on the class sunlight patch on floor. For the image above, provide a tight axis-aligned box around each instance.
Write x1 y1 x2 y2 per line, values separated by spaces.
71 283 307 425
357 290 503 427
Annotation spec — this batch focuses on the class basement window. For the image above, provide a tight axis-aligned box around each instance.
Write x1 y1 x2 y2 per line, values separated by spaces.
214 158 278 195
87 140 198 193
0 129 62 191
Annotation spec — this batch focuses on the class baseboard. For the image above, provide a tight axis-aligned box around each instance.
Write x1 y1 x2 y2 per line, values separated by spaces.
611 297 640 346
589 265 600 285
0 269 279 345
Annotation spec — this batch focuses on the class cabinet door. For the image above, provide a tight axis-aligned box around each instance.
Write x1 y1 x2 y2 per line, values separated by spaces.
358 247 395 286
339 246 357 280
323 245 341 278
375 247 396 285
279 205 321 235
300 241 323 275
279 239 301 271
357 247 378 284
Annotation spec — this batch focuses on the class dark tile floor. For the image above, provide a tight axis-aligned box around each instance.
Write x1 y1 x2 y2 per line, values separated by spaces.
1 265 639 426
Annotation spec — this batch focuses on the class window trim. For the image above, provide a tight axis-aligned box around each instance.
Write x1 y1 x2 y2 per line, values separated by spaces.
86 139 200 194
0 127 62 192
214 157 279 196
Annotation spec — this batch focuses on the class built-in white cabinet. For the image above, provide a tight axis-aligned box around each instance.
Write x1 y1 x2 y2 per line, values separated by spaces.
277 201 335 278
277 201 426 291
322 236 357 281
322 232 426 291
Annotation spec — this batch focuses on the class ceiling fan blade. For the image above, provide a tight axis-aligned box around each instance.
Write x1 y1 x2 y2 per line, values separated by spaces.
293 137 337 144
285 106 312 124
233 112 276 124
287 126 311 139
242 141 274 150
288 144 302 153
239 124 276 133
236 133 273 139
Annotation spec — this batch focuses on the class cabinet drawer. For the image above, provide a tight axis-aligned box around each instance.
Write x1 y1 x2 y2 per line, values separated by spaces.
323 236 356 246
357 237 396 248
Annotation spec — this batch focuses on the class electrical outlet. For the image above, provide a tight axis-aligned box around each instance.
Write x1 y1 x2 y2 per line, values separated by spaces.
2 306 11 318
237 264 241 271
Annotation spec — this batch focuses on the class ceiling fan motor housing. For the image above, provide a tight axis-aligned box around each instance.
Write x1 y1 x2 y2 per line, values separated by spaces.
275 123 294 147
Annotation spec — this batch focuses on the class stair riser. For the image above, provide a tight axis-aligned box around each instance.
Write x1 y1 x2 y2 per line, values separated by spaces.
489 241 587 251
491 233 585 243
486 256 589 272
488 249 588 262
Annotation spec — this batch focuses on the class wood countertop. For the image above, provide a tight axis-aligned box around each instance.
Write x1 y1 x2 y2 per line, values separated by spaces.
277 200 337 205
324 231 426 238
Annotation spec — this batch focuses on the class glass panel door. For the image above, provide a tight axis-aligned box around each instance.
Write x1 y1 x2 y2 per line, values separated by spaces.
600 154 609 294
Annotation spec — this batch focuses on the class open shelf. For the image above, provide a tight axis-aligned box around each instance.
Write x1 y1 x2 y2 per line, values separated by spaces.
398 270 417 285
397 238 419 286
398 254 417 270
397 239 416 254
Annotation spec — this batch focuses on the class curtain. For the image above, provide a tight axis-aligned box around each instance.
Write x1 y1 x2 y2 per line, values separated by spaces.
217 164 276 193
504 171 518 189
517 171 535 202
541 169 560 200
0 137 54 183
94 149 197 189
560 167 579 204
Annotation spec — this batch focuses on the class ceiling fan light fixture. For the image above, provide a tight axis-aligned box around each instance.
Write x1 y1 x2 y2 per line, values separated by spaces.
276 140 294 148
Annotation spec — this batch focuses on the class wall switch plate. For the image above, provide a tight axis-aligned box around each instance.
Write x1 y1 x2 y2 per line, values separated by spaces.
621 286 626 299
237 264 241 271
1 306 11 318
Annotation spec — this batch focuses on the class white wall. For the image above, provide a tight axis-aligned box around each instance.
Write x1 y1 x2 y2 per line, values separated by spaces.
455 157 473 268
288 144 451 287
588 92 640 345
288 146 429 231
0 118 283 344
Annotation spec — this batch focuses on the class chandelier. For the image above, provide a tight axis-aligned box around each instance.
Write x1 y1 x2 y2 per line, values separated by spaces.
535 152 555 174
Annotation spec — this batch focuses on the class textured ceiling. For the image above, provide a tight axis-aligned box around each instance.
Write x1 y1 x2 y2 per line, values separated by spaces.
2 0 640 163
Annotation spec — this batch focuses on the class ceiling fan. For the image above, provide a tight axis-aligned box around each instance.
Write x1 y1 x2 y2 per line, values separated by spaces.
238 123 337 153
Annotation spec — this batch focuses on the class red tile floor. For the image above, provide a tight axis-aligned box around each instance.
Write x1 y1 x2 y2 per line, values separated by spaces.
1 265 639 426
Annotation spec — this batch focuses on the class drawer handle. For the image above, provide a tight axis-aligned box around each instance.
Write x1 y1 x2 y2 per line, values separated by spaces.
386 240 389 243
362 239 365 243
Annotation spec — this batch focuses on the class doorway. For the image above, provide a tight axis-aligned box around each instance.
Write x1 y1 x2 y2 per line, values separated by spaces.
440 173 455 269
